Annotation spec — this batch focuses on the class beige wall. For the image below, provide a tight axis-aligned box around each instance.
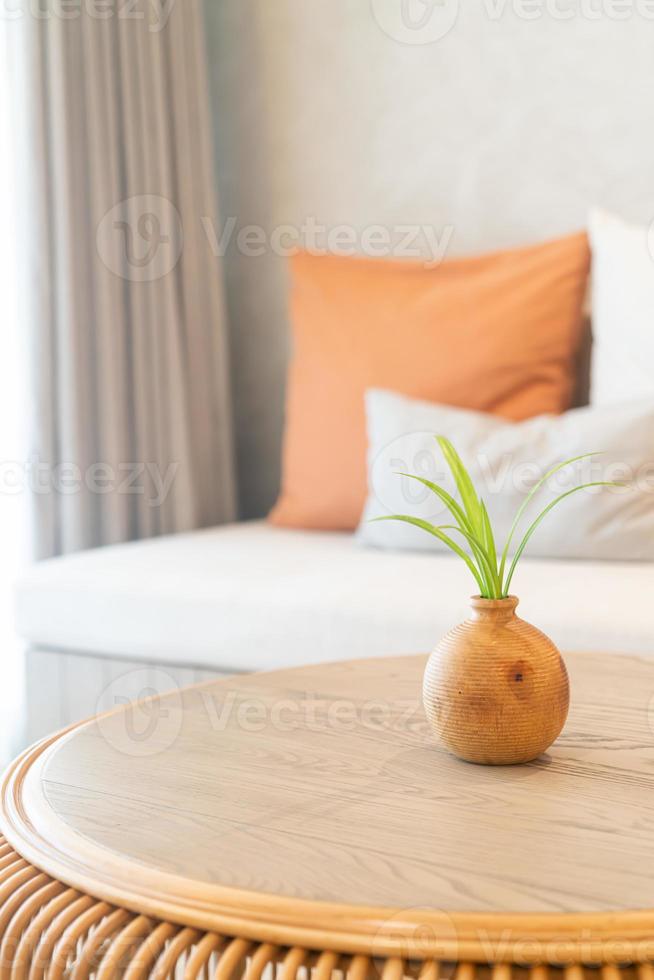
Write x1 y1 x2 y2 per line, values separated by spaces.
204 0 654 518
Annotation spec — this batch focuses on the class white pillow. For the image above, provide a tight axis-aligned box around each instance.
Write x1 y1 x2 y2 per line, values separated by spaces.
589 207 654 405
358 389 654 561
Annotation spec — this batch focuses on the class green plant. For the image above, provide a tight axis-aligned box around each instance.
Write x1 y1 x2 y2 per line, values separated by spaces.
371 436 621 599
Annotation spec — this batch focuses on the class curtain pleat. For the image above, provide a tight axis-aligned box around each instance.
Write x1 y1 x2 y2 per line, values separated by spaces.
167 0 237 528
82 10 132 545
12 0 236 558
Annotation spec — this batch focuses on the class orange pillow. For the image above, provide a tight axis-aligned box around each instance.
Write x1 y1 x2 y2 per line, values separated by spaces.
270 232 590 531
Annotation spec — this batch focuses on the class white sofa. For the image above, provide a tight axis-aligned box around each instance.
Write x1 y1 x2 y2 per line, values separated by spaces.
15 520 654 741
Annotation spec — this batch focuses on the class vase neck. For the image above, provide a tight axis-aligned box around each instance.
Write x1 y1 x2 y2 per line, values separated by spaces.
469 596 519 623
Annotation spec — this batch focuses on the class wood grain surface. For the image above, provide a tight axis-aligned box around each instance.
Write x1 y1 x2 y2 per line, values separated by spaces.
423 597 569 764
4 652 654 960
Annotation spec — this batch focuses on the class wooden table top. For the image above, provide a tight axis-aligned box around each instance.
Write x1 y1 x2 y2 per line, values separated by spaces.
4 651 654 961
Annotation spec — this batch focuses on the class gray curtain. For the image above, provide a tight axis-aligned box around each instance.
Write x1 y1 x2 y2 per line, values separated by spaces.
10 0 236 559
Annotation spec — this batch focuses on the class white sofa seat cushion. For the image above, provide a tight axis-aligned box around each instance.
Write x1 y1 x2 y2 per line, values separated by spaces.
14 521 654 671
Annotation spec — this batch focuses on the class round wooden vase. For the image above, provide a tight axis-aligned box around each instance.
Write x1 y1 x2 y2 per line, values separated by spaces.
423 596 569 765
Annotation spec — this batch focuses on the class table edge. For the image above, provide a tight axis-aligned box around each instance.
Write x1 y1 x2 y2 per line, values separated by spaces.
4 671 654 964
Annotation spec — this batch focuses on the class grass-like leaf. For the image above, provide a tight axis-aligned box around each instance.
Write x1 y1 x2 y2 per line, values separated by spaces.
436 436 484 537
370 438 625 600
394 472 497 595
370 515 485 594
440 524 499 598
498 452 602 587
502 481 621 596
395 473 471 532
479 500 499 593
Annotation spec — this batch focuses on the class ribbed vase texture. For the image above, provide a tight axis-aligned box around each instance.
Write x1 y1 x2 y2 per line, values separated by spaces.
423 596 569 765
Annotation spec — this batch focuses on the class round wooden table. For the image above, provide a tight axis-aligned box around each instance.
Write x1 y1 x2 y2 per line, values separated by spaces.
2 652 654 979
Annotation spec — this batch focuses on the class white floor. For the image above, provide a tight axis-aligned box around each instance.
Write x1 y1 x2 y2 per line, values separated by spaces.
0 608 25 770
0 623 26 771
